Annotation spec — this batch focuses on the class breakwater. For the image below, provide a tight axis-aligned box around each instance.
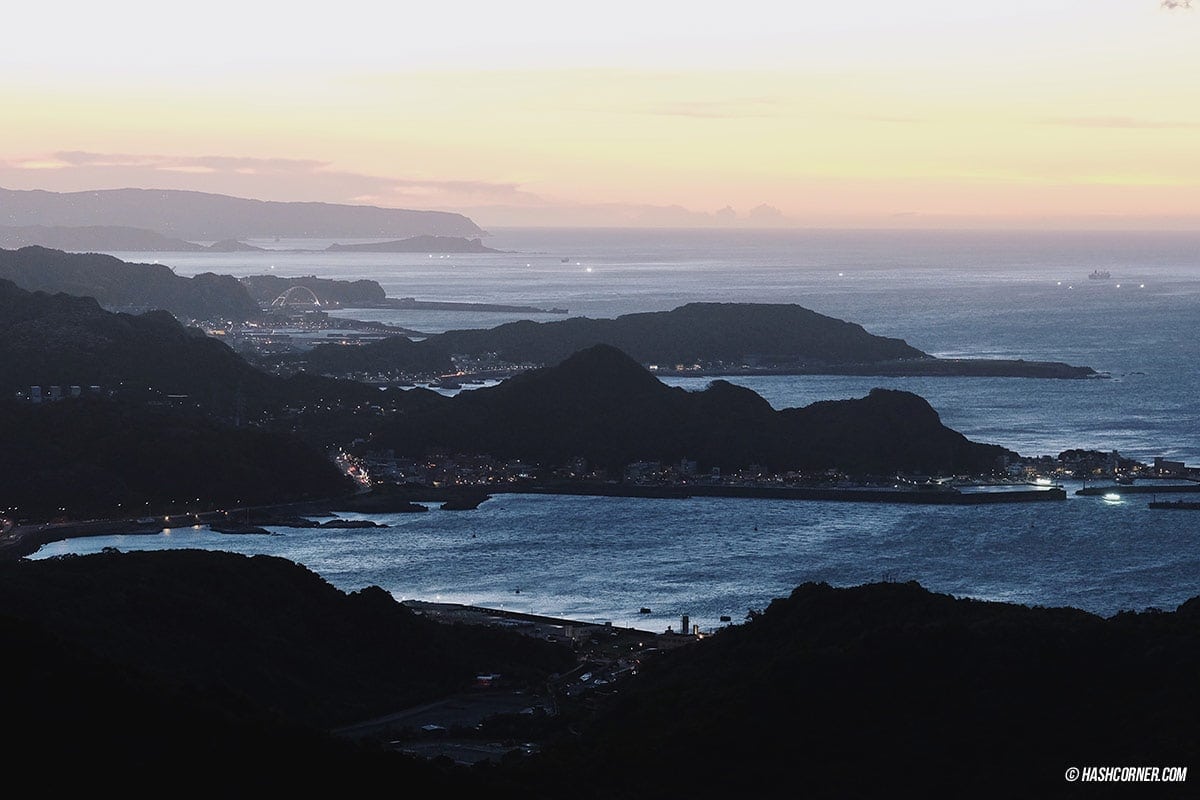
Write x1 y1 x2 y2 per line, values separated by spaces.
1076 483 1200 496
507 482 1066 505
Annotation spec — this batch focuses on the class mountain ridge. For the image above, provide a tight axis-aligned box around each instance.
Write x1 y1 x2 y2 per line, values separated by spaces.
0 186 483 240
370 343 1014 475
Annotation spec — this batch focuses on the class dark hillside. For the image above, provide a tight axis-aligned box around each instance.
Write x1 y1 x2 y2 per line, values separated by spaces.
370 344 1012 475
426 301 929 366
0 245 261 319
0 550 574 729
534 581 1200 799
0 397 354 519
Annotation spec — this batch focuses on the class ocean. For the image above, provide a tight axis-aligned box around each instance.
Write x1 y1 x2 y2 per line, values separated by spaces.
52 227 1199 626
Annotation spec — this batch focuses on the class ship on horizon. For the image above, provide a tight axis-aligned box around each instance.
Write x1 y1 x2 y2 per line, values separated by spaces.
1089 269 1111 280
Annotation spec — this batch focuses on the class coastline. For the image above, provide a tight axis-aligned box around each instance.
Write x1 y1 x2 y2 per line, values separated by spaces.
0 481 1065 562
649 359 1099 380
22 477 1200 562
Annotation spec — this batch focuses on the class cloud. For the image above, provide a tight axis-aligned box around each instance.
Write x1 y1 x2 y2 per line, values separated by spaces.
644 97 782 119
454 201 800 229
1041 116 1199 130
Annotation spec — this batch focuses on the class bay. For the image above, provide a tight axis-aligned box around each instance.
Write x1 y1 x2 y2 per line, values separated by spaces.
59 228 1199 625
32 485 1200 632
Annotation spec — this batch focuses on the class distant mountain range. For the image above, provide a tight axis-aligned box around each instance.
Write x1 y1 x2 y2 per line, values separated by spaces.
0 186 483 240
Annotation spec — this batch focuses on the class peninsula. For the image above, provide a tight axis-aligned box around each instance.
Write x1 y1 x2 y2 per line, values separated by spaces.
0 246 261 319
326 235 505 253
292 302 1097 381
0 186 483 240
366 343 1017 476
0 224 207 252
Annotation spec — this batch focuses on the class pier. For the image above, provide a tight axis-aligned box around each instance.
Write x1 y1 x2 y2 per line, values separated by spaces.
1148 501 1200 510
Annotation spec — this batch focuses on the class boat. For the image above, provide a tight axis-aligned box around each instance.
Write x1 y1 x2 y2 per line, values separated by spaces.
561 257 570 263
1089 270 1111 280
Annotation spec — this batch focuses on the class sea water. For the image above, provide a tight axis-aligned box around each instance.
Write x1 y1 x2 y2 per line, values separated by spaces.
30 486 1200 631
62 228 1199 625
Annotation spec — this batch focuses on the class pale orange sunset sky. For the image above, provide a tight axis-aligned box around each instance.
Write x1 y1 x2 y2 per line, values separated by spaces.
1 1 1196 228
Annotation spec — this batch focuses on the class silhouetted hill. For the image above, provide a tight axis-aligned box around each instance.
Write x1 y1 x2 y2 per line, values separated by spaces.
0 550 569 794
0 246 261 319
426 302 929 366
0 277 397 421
370 344 1012 475
0 550 573 727
241 273 388 306
2 553 1193 795
0 186 483 239
327 235 503 253
0 276 272 396
0 396 353 519
535 581 1200 799
0 224 205 251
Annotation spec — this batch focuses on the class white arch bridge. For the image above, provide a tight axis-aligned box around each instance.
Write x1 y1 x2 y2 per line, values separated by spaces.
269 286 322 309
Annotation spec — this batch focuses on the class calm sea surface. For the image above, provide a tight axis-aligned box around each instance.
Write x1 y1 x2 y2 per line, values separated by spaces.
62 228 1199 625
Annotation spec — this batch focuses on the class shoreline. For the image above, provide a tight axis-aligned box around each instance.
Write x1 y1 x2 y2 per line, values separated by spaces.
0 481 1063 562
18 477 1200 561
649 359 1099 380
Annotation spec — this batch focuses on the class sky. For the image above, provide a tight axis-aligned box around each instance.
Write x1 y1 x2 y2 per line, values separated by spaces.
1 1 1196 228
